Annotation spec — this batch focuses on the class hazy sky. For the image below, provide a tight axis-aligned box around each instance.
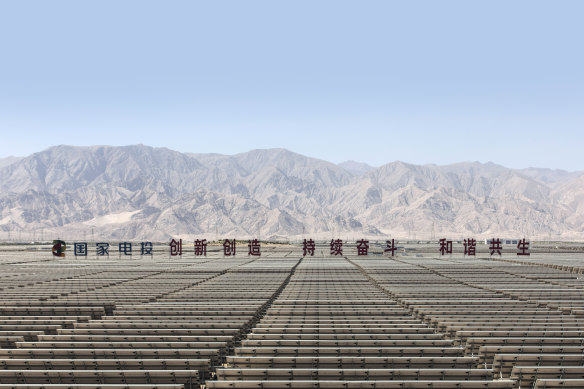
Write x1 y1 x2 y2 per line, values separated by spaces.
0 1 582 170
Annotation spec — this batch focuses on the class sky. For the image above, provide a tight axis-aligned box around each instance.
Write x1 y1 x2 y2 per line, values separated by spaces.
0 0 582 170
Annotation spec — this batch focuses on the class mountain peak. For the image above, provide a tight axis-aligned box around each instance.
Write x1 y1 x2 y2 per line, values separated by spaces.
338 160 376 176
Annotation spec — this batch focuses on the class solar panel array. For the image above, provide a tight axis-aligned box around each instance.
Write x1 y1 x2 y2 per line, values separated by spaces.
0 246 582 388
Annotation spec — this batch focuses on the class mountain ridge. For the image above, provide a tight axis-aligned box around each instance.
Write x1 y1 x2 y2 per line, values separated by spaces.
0 145 582 241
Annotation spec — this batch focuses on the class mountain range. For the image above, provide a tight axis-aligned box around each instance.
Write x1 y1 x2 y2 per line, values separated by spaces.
0 145 582 241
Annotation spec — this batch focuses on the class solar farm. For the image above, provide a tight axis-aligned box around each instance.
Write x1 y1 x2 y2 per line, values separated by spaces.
0 243 583 388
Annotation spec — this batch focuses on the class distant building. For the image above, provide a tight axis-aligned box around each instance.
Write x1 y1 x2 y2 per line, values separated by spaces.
484 239 519 245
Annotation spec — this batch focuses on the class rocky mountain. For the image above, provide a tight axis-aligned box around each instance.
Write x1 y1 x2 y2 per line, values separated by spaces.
0 145 582 241
519 167 583 188
338 160 376 176
0 156 22 169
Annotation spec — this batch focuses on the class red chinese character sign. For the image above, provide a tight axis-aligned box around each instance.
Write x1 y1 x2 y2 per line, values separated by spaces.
248 239 261 256
439 239 453 256
356 240 369 256
384 239 396 256
517 239 530 256
489 238 502 256
303 239 315 257
330 239 343 256
223 239 236 256
170 239 183 256
194 239 207 256
464 239 476 256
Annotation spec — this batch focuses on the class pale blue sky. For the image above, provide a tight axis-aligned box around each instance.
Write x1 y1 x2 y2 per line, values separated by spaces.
0 1 582 170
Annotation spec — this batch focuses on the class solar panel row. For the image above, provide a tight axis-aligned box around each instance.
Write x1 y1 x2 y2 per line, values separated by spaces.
0 247 582 388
